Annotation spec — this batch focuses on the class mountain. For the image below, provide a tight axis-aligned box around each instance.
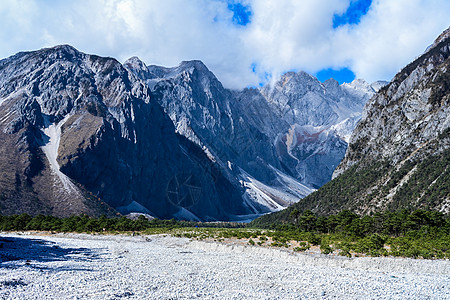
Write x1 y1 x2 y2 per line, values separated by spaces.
125 58 314 218
254 72 386 188
0 45 251 220
125 57 378 215
252 26 450 226
0 45 376 221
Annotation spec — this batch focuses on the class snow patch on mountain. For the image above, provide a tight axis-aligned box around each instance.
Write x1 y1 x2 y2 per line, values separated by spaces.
239 168 314 214
329 116 361 143
40 115 81 196
116 201 155 216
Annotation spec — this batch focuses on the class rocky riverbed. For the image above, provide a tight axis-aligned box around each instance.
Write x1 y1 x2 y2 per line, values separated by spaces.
0 232 449 299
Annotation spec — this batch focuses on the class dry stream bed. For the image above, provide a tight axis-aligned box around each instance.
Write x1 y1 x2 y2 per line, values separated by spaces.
0 232 449 299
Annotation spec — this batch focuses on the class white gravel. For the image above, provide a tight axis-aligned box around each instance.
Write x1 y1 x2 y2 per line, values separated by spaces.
0 232 449 299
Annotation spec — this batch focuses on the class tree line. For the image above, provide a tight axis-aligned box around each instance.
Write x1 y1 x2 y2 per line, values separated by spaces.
0 209 449 259
250 209 450 259
259 209 450 237
0 214 244 233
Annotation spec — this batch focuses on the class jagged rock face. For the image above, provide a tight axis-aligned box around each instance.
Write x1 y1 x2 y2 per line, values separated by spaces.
260 73 376 128
147 61 283 177
0 45 249 220
254 73 383 188
261 72 334 126
252 28 450 225
336 30 450 176
274 125 347 188
322 29 450 214
126 58 312 215
0 44 378 220
125 57 378 209
0 46 115 217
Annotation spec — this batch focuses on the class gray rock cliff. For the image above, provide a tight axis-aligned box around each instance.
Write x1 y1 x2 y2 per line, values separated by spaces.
0 45 248 220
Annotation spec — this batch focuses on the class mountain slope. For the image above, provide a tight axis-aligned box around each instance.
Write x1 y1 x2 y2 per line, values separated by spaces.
125 57 315 215
125 55 382 213
254 72 384 188
0 45 249 220
125 56 378 212
0 45 377 220
253 27 450 225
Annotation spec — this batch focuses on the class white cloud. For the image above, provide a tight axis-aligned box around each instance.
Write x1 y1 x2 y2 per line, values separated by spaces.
243 0 350 84
334 0 450 82
0 0 448 89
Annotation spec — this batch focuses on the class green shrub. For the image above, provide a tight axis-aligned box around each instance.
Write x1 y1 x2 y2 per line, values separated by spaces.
293 241 310 252
320 244 332 254
259 235 267 241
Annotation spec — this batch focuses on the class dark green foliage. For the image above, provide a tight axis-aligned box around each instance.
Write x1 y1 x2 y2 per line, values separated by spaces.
249 209 450 259
1 209 448 259
384 160 414 192
290 208 300 225
251 161 392 226
389 149 450 210
354 233 386 254
253 146 449 227
252 209 449 235
293 241 310 252
298 210 316 232
0 214 245 233
320 243 332 254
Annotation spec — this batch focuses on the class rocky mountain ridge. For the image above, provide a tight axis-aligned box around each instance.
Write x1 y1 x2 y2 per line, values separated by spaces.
126 57 382 190
125 57 317 217
0 45 252 220
255 71 386 187
0 45 378 220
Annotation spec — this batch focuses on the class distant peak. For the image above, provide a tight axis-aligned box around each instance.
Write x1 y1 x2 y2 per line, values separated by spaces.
350 78 368 85
179 60 209 72
341 78 380 94
433 26 450 46
46 44 80 54
344 78 370 89
51 44 76 50
124 56 147 69
296 71 320 83
323 78 339 87
324 78 339 83
31 44 83 61
280 70 317 82
296 70 312 77
176 60 218 82
281 71 296 78
125 56 145 64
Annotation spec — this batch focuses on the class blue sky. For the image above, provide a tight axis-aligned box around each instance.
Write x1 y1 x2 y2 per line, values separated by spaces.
0 0 448 89
316 68 355 84
227 2 252 26
333 0 372 28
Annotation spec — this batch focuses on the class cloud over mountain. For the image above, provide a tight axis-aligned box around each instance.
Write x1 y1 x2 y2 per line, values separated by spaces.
0 0 448 89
